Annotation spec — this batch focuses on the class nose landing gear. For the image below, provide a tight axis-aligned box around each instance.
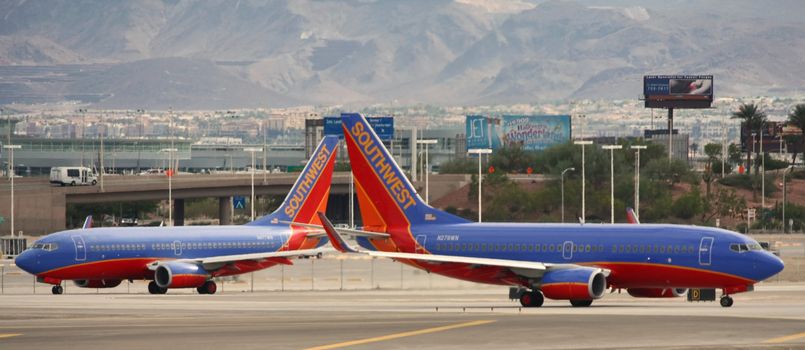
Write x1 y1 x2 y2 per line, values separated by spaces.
51 285 63 295
719 295 734 307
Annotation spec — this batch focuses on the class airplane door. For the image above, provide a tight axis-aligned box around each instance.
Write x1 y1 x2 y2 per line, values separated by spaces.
173 240 182 256
71 235 87 261
415 235 427 253
562 241 573 260
699 237 714 266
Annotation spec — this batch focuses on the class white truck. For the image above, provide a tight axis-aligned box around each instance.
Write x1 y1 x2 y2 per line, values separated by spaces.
49 167 98 186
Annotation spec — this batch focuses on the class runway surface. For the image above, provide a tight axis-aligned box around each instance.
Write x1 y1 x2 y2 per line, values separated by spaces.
1 284 804 349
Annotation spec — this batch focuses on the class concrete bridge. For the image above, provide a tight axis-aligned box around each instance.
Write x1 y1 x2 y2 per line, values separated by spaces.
0 173 471 236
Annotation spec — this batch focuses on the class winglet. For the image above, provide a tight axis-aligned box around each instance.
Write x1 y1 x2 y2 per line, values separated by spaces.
626 207 640 224
82 215 93 229
317 212 358 253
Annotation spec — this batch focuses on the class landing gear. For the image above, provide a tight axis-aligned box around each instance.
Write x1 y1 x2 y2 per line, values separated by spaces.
196 281 217 295
148 281 167 295
519 291 544 307
570 299 593 307
51 285 64 295
720 295 734 307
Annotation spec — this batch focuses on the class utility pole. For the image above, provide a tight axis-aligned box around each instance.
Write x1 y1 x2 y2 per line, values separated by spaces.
574 140 593 223
630 145 647 218
602 145 623 224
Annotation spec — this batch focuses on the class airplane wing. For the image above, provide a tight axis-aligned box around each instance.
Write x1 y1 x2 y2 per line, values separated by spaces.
280 220 390 239
316 212 561 277
147 249 325 271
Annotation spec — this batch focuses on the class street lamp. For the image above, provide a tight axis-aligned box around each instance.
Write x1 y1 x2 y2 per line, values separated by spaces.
244 147 263 221
417 139 438 204
783 165 792 233
760 123 765 218
160 148 178 226
3 145 21 236
602 145 623 224
630 145 647 218
468 148 492 223
574 140 593 223
561 167 575 223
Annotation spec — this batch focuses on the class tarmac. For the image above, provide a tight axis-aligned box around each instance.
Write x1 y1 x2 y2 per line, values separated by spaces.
1 257 804 349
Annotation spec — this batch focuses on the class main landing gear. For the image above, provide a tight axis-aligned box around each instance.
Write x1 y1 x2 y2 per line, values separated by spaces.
196 281 217 295
51 285 63 295
720 295 734 308
519 290 544 307
148 281 168 295
569 299 593 307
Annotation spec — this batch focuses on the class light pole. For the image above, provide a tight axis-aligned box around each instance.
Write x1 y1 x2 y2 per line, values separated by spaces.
721 115 726 178
99 112 104 192
630 145 647 218
244 147 263 221
602 145 623 224
417 139 438 204
574 140 593 223
468 148 492 223
561 167 575 223
760 123 765 218
160 148 177 226
4 145 20 236
783 165 792 233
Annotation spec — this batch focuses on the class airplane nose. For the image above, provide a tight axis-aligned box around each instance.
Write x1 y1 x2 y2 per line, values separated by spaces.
14 250 37 275
760 253 785 280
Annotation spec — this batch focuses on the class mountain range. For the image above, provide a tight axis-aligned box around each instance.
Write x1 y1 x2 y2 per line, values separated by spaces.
1 0 803 108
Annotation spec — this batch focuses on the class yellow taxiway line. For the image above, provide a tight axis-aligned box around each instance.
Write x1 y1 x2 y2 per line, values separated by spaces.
0 334 22 339
305 319 496 350
763 331 805 344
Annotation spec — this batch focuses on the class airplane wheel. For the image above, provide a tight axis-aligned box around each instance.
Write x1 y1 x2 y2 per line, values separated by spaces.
570 299 593 307
91 180 97 185
148 281 162 295
198 281 217 295
51 285 64 295
720 296 733 307
519 291 544 307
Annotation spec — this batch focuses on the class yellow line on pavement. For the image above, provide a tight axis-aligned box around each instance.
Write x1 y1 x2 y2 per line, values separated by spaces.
763 332 805 344
0 334 22 339
305 320 496 350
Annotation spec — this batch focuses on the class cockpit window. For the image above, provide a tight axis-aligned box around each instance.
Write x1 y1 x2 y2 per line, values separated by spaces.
32 243 59 251
730 243 763 253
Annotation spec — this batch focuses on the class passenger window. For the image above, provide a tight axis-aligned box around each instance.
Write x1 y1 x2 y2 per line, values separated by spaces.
549 245 555 252
541 244 547 251
585 245 591 253
535 244 540 252
618 245 624 253
481 243 487 252
612 245 617 253
667 245 673 254
660 246 666 253
674 246 680 254
625 245 631 253
521 244 527 251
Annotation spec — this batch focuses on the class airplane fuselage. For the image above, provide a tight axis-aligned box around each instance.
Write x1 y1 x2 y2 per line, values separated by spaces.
16 224 323 281
358 223 783 291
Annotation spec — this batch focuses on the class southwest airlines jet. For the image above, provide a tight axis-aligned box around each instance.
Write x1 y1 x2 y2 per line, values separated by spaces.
15 136 339 295
319 113 783 308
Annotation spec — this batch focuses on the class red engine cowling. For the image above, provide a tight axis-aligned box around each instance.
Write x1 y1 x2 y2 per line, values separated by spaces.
154 261 209 289
540 267 607 300
74 279 123 289
627 288 688 298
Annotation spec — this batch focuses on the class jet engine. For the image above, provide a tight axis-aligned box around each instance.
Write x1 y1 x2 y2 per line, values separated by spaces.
154 261 209 289
74 279 122 288
540 267 606 300
627 288 688 298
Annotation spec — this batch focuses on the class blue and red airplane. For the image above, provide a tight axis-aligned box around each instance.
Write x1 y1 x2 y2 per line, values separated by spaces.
15 136 340 295
317 113 784 307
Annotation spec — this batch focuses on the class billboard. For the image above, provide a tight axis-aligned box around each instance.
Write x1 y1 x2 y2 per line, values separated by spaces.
323 115 394 141
644 75 713 109
466 115 571 151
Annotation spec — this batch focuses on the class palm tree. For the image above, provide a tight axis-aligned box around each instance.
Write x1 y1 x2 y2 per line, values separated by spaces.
731 103 767 174
788 104 805 165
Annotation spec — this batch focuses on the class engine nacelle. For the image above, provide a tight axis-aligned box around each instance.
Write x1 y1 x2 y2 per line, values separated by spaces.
154 261 208 289
627 288 688 298
74 279 123 289
540 267 606 300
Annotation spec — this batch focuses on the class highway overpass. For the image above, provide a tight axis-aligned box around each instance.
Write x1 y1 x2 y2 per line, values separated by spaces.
0 173 470 236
